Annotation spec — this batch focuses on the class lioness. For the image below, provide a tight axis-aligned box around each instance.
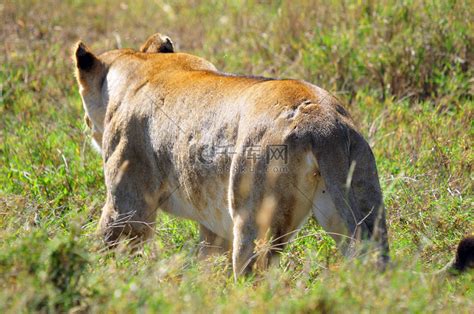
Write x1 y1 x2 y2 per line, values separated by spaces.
74 33 390 278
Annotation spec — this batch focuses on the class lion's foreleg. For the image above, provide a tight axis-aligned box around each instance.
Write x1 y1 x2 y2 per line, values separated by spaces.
99 142 161 250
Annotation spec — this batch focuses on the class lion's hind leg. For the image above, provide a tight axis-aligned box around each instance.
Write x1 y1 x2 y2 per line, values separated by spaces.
198 224 231 259
228 151 311 279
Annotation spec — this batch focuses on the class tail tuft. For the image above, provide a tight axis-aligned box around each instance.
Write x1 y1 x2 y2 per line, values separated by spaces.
452 235 474 273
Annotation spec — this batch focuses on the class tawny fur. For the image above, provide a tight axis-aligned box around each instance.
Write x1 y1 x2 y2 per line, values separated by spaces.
73 33 390 279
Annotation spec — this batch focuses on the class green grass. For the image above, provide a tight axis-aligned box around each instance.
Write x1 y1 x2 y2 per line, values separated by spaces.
1 0 473 312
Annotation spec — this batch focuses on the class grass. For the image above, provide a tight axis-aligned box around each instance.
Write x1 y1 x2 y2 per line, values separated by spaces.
1 0 473 312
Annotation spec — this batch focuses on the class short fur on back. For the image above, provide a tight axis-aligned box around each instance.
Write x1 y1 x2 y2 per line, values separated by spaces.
73 33 390 278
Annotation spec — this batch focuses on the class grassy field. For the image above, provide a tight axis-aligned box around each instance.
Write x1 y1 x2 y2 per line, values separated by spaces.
1 0 473 312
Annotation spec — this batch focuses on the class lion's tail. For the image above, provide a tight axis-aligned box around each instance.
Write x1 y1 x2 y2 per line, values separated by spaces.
310 123 390 262
309 123 473 273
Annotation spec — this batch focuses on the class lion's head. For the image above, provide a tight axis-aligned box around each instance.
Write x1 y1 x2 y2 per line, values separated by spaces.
73 33 174 151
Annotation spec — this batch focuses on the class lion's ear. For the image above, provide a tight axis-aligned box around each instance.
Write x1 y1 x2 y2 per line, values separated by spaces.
140 33 175 53
73 41 100 71
158 37 174 53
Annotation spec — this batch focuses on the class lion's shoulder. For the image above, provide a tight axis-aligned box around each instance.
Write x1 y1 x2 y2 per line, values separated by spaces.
146 52 218 72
